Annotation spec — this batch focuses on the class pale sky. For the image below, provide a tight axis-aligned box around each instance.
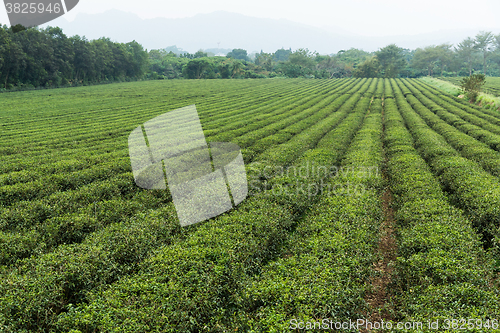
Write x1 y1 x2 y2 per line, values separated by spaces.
1 0 500 36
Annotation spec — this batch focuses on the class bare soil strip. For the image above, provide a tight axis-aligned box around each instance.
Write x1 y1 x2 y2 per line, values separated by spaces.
365 187 397 325
362 101 397 332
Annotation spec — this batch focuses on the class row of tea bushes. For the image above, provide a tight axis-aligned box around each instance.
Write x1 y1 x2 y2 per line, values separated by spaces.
384 80 500 324
391 80 500 243
49 80 379 332
238 93 385 331
400 79 500 178
0 80 349 265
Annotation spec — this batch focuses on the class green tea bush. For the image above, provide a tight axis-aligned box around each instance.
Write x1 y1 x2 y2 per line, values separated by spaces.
394 80 500 242
2 78 500 332
54 79 381 332
384 80 500 324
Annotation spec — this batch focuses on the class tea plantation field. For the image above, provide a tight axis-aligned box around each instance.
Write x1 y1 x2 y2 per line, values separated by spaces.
1 78 500 332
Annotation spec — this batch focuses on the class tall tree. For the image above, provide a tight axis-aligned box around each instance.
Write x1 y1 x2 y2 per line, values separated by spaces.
288 48 315 70
44 26 74 85
352 57 380 78
456 37 476 76
231 60 244 78
182 58 210 79
218 59 232 79
92 38 113 81
334 48 371 68
193 50 208 58
474 31 494 75
491 34 500 73
316 55 345 78
0 26 25 88
434 44 454 76
411 46 439 76
255 52 273 71
0 25 152 89
125 40 149 79
273 48 291 62
375 44 406 78
70 35 95 82
495 33 500 50
14 28 53 86
226 49 248 61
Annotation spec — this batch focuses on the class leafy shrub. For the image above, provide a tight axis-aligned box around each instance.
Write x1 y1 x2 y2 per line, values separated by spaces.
461 74 486 103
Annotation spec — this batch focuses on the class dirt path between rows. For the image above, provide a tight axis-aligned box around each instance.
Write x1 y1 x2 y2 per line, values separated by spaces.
364 187 397 327
362 99 397 332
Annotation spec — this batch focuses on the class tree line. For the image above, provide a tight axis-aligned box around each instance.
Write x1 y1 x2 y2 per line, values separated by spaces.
147 47 371 80
1 24 500 91
147 31 500 80
0 24 148 90
353 31 500 78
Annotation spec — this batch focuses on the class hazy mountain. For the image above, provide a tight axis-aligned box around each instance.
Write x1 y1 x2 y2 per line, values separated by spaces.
44 10 495 54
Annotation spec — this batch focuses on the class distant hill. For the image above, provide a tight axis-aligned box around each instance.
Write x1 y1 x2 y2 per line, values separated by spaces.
44 10 493 54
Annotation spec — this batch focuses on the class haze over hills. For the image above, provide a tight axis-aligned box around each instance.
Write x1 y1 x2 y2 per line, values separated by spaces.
44 10 495 54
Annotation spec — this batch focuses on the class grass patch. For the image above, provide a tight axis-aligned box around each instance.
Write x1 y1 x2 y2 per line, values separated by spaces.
419 76 462 96
421 76 500 111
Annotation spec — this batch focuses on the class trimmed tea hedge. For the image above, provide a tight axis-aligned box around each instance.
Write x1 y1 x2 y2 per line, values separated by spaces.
384 80 500 325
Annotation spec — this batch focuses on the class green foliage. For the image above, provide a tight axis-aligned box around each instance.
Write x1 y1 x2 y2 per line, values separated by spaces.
182 58 210 79
193 50 208 58
226 48 249 61
275 49 317 78
53 78 383 332
411 44 455 76
455 37 479 76
255 52 273 71
277 62 307 78
10 24 27 33
272 48 292 62
334 48 371 67
399 78 500 246
375 44 407 78
288 48 315 69
384 80 500 323
352 56 380 78
3 27 500 91
148 49 188 79
314 55 349 78
0 25 149 90
461 73 486 102
474 31 495 75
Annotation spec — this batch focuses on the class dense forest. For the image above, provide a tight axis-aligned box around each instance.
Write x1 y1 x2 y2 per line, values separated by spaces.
1 24 500 91
0 24 148 90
